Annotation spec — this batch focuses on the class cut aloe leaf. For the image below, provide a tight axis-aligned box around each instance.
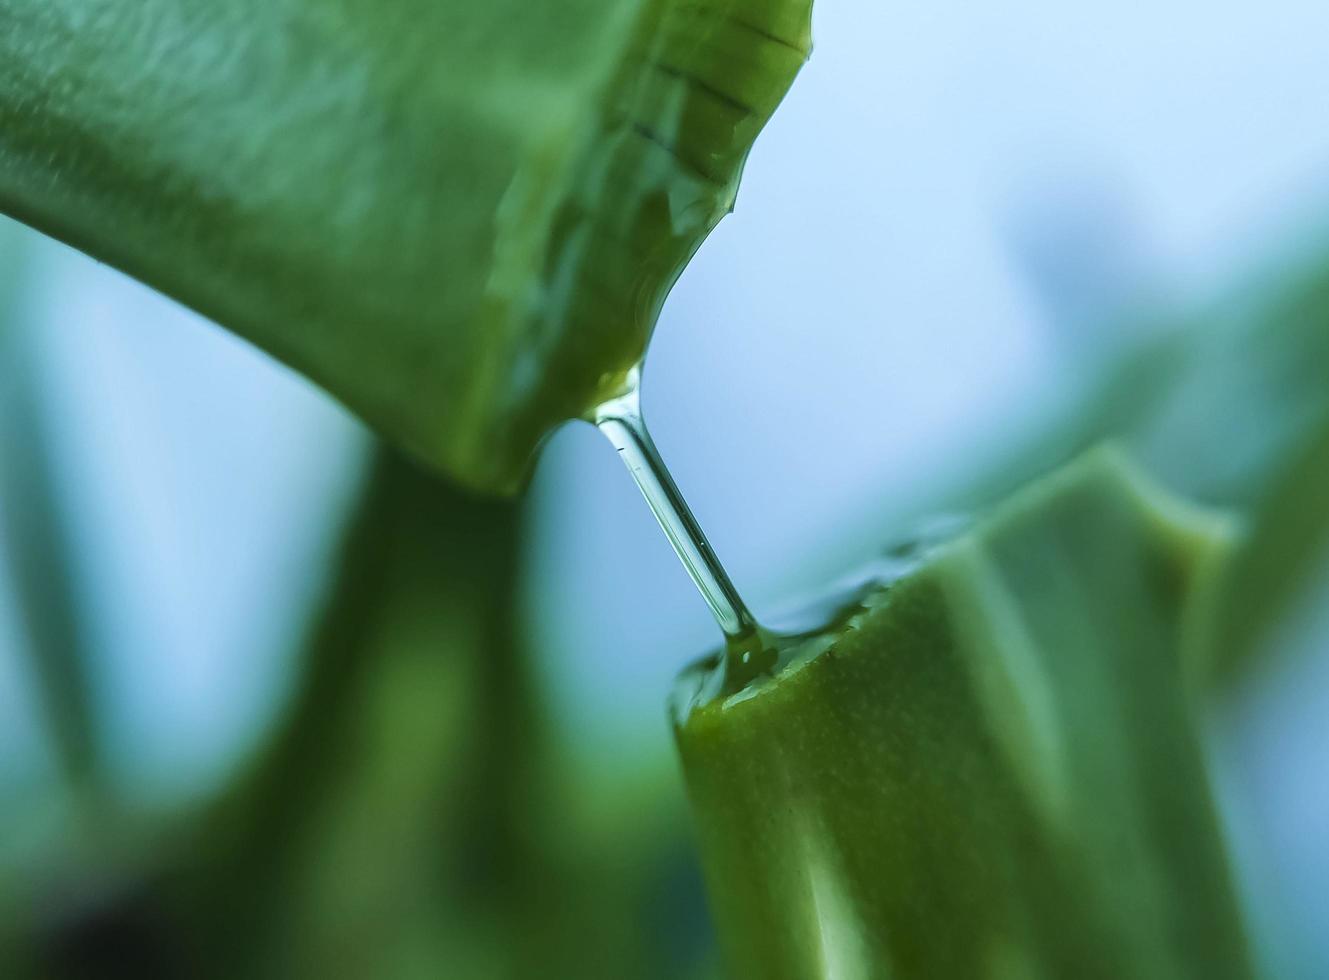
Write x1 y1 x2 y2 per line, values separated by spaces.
675 447 1253 980
0 0 811 493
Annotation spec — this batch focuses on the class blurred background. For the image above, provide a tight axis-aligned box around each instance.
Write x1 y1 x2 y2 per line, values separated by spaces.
3 0 1329 976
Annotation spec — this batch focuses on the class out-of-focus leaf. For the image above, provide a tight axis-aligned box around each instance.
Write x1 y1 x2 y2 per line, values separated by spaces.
676 448 1253 980
0 0 811 494
0 219 20 304
0 223 105 799
868 243 1329 690
174 449 548 977
0 449 714 979
1126 260 1329 684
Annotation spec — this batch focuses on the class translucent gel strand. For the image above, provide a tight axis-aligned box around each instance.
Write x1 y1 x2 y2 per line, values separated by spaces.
594 368 759 643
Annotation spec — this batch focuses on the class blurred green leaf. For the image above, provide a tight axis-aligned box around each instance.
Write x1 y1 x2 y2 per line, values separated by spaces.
176 449 548 976
0 449 712 980
0 223 106 801
677 448 1253 979
874 243 1329 691
0 0 810 494
1126 260 1329 684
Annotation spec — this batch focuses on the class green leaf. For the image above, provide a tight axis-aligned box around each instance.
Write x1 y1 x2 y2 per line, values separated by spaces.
675 447 1253 980
0 450 711 979
0 0 811 493
179 451 543 976
1126 259 1329 684
0 229 106 800
871 245 1329 690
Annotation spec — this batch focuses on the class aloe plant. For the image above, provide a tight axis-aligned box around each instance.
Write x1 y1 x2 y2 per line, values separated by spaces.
665 248 1329 975
3 2 1329 979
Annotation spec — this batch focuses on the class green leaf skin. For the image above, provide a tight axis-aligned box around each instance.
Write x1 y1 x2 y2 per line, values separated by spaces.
675 448 1254 980
0 0 810 493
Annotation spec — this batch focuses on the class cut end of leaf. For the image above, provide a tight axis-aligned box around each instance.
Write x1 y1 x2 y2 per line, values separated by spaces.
450 0 816 492
0 0 813 495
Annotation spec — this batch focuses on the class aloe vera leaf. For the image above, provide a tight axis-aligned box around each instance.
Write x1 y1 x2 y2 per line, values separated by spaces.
0 0 811 494
676 447 1253 980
